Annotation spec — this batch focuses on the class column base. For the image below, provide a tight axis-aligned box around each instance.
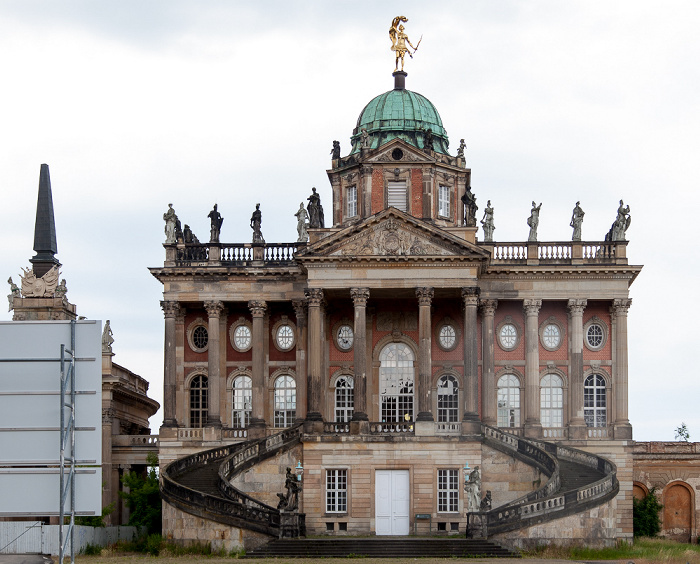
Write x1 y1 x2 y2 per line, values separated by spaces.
305 411 324 422
206 417 222 428
567 424 588 441
523 422 542 439
351 412 369 422
416 411 434 422
414 420 435 436
158 425 178 440
614 422 633 440
461 420 482 436
462 412 480 422
162 418 178 428
303 419 325 434
350 420 370 435
248 418 267 439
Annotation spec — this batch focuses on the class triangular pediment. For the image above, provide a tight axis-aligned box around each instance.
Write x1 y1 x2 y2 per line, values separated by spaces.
364 138 435 164
297 208 490 263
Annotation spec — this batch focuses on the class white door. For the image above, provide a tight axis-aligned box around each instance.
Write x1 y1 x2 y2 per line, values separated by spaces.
375 470 410 535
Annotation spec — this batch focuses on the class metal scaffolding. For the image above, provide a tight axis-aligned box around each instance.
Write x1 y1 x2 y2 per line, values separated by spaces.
59 320 76 564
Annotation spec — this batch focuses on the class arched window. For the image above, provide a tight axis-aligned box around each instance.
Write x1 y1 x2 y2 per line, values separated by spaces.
540 374 563 428
334 375 354 423
379 343 414 423
274 375 296 428
437 374 459 422
231 375 252 428
584 374 606 427
189 374 208 428
497 374 520 428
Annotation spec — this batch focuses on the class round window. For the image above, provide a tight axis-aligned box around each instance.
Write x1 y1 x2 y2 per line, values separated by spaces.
586 324 604 349
276 325 294 350
438 324 456 350
542 324 561 349
336 324 354 351
192 325 208 351
499 323 517 350
233 325 252 351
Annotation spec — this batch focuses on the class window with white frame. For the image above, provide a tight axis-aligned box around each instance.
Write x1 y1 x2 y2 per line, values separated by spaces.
387 181 407 212
437 374 459 422
231 375 252 428
346 185 357 218
326 469 348 513
379 343 414 422
540 374 563 427
274 375 296 428
438 469 459 512
438 185 450 218
189 374 208 428
497 374 520 428
584 374 607 427
334 375 354 422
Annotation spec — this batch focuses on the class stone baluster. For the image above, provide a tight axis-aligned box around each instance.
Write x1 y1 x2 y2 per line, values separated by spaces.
204 301 224 427
611 298 633 439
479 299 498 426
567 299 587 438
305 288 325 423
523 299 542 437
248 300 267 435
161 301 180 427
461 287 480 426
415 287 434 422
292 300 308 420
350 288 370 422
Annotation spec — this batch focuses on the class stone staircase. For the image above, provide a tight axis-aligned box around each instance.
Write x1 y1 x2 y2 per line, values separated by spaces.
245 538 520 559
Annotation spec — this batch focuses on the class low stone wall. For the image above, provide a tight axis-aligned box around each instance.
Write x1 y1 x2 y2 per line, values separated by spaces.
162 501 271 552
481 444 542 507
491 498 618 550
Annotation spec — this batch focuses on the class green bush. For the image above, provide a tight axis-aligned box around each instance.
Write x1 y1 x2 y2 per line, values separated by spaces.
633 487 663 537
119 452 161 534
81 542 102 555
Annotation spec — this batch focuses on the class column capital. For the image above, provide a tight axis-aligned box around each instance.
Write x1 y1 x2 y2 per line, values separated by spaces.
611 298 632 317
304 288 325 306
523 299 542 316
248 300 267 317
350 287 370 307
416 287 434 306
204 300 224 318
479 299 498 316
292 299 306 322
461 287 480 307
160 300 181 319
567 298 587 316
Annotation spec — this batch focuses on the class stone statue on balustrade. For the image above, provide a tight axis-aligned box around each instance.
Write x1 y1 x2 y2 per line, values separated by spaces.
461 186 478 227
481 200 495 242
7 277 20 312
183 224 200 244
55 279 68 300
277 467 301 512
606 199 631 242
208 204 224 243
307 187 325 228
457 138 466 159
527 201 542 242
102 320 114 354
163 204 178 243
294 203 309 243
250 203 264 244
464 465 482 513
570 201 585 241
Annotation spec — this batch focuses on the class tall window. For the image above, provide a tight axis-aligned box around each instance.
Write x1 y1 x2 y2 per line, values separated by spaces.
497 374 520 428
334 375 354 422
387 181 407 212
232 375 252 428
438 185 450 218
326 469 348 513
274 375 296 428
437 374 459 422
438 469 459 512
379 343 414 422
189 374 208 428
346 185 357 218
540 374 563 427
584 374 607 427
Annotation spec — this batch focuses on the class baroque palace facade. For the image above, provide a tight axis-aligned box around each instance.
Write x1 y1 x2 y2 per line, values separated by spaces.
153 66 645 550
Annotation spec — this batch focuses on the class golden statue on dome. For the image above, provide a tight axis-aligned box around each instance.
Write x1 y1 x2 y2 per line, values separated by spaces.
390 16 421 72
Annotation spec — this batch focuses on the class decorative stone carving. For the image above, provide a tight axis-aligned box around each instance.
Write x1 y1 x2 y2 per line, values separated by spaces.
523 299 542 316
307 187 325 229
291 299 306 324
337 218 449 257
102 320 114 354
611 298 632 318
360 128 370 150
464 465 482 513
457 139 466 159
102 407 115 425
350 288 370 307
480 490 492 511
415 287 434 306
461 287 480 307
163 203 178 244
208 204 224 243
278 467 301 511
7 277 19 312
461 186 478 227
248 300 267 318
19 265 59 297
331 140 341 160
479 299 498 317
55 279 67 299
570 201 585 241
183 224 200 244
204 300 224 318
567 299 587 316
304 288 325 307
527 202 542 242
160 300 181 319
250 203 264 244
294 203 309 243
481 200 495 242
607 200 631 242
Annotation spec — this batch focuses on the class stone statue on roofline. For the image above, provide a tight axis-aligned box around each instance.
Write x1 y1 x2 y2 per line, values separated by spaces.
461 186 478 227
457 139 466 159
606 199 631 242
330 140 341 161
55 279 68 300
208 203 224 243
360 128 370 150
163 203 178 244
7 277 20 312
527 201 542 242
570 201 585 241
307 187 325 229
250 203 264 244
102 320 114 354
294 203 309 243
481 200 495 242
389 16 421 72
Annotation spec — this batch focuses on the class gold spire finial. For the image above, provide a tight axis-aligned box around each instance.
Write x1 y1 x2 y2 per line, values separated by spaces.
389 16 422 72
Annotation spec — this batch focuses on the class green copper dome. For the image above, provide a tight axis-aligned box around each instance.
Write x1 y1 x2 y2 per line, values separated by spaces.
350 87 449 154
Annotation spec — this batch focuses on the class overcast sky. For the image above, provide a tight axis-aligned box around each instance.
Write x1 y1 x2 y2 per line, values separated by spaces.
1 1 698 441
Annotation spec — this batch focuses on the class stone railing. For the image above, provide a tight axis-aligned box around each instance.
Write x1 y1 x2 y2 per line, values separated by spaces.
170 242 304 267
323 422 350 434
483 241 626 266
161 424 304 538
587 427 610 439
470 425 618 538
436 422 461 434
177 428 203 440
369 422 414 434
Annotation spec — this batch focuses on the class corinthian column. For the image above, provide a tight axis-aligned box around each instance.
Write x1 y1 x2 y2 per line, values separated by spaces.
612 299 633 439
461 287 480 422
416 287 434 422
292 300 308 420
305 288 325 422
350 288 370 421
479 299 498 426
567 299 587 435
161 301 180 427
204 301 224 427
248 300 267 434
523 299 542 438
